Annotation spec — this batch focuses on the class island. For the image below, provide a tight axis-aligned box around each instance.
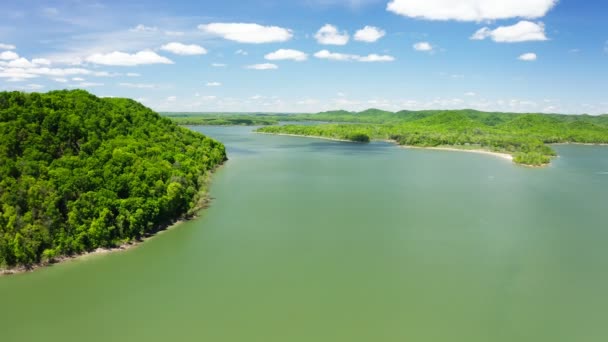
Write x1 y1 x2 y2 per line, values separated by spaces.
0 90 227 272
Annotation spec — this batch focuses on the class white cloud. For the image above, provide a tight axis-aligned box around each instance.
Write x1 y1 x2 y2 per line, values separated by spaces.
130 24 158 33
6 58 36 68
167 96 177 102
465 92 477 96
126 72 140 77
264 49 308 61
73 82 103 88
119 82 156 88
32 58 51 65
314 50 355 61
72 77 85 81
245 63 278 70
387 0 558 21
471 21 548 43
314 50 395 62
0 44 16 50
199 23 293 43
518 52 537 61
358 54 395 62
212 63 227 67
86 50 173 66
235 49 248 56
160 42 207 55
0 51 19 61
315 24 350 45
206 82 222 87
53 78 68 83
165 31 185 36
413 42 433 51
354 26 386 42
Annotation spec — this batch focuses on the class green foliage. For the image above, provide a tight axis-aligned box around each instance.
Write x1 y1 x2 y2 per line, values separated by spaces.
0 90 227 268
257 109 608 166
162 112 287 126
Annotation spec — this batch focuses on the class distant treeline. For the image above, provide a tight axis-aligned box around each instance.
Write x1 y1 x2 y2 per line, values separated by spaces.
256 108 608 166
0 91 227 268
162 112 297 126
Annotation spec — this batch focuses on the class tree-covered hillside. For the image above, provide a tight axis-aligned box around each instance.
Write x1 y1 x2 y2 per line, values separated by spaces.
257 109 608 166
0 90 227 268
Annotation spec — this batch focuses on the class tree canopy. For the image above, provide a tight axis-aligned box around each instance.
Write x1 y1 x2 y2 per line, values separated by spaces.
256 109 608 166
0 90 226 268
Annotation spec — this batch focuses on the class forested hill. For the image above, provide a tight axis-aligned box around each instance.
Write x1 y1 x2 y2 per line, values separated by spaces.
0 90 227 269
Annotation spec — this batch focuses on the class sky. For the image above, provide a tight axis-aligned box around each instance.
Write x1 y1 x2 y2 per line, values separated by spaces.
0 0 607 114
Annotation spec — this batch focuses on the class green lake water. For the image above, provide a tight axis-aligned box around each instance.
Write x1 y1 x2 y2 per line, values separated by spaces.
1 126 608 342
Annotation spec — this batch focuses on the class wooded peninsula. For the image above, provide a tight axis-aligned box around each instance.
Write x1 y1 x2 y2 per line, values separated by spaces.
0 90 226 270
250 109 608 166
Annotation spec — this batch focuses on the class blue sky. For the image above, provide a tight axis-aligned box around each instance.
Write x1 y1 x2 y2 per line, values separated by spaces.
0 0 607 114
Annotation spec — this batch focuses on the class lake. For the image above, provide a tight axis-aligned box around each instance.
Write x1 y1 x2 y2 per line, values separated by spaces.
1 126 607 342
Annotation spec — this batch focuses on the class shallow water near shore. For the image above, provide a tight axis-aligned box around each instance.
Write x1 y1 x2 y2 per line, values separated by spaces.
1 126 608 342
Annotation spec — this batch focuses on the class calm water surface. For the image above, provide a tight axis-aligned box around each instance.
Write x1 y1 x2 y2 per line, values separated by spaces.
1 126 608 342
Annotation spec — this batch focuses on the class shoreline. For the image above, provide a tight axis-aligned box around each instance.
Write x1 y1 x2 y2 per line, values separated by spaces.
258 131 514 161
551 142 608 146
255 131 355 143
0 163 225 277
0 219 188 277
400 145 514 161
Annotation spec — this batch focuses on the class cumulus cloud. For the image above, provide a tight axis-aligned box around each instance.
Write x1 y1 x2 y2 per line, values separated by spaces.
32 58 51 65
6 58 37 68
0 51 19 61
471 21 548 43
387 0 558 21
199 23 293 43
413 42 433 51
0 43 16 50
245 63 278 70
160 42 207 55
358 54 395 62
354 26 386 42
314 50 356 61
518 52 537 61
206 82 222 87
315 24 350 45
86 50 173 66
212 63 227 67
264 49 308 61
314 50 395 62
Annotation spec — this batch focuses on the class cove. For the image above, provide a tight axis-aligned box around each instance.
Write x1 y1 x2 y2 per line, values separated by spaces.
1 126 608 342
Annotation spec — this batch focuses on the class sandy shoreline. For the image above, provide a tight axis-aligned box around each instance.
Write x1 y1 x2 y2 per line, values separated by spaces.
256 132 354 143
400 145 514 161
552 142 608 146
258 132 514 161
